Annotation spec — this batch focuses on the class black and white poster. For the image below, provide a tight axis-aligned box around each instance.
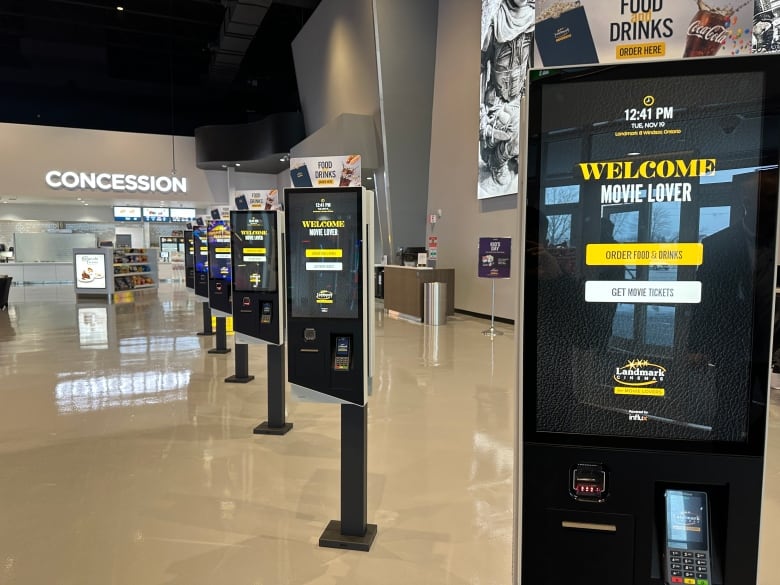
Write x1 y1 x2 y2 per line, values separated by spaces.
479 0 534 199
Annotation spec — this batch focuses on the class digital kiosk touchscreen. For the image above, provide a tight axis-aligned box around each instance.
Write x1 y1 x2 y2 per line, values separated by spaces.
524 56 780 451
207 220 231 282
286 191 361 319
231 212 277 292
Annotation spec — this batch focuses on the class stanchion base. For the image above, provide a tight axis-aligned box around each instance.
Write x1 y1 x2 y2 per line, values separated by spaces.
319 520 377 552
225 374 254 384
253 421 293 435
197 331 215 336
208 348 232 354
482 327 504 338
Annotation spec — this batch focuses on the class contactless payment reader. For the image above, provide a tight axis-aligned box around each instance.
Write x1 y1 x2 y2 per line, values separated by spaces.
284 187 374 405
517 55 780 585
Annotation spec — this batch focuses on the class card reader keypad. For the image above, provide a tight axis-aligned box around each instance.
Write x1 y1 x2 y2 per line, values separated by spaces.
334 356 350 371
668 550 709 585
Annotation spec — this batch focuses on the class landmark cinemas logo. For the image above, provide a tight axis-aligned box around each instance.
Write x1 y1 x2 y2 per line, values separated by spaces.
45 170 188 194
613 359 666 386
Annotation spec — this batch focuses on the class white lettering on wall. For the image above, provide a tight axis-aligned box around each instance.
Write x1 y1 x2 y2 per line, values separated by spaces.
44 170 188 194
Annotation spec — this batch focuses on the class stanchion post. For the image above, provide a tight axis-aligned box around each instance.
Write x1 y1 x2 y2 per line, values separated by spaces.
482 280 503 338
319 403 377 551
253 343 293 435
208 316 231 354
225 342 254 383
197 301 215 336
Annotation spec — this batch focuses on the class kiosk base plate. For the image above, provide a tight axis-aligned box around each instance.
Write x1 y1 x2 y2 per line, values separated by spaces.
208 348 231 354
253 421 293 435
196 331 215 336
319 520 377 552
225 374 254 383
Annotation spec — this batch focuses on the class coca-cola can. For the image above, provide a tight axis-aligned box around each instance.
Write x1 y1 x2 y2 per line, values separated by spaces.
684 9 731 57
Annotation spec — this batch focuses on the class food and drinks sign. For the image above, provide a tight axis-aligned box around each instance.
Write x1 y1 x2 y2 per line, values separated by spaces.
234 189 281 211
534 1 754 67
289 155 362 188
478 237 511 279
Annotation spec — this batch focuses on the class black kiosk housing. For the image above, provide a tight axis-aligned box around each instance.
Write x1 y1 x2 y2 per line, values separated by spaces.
519 55 780 585
207 218 232 316
230 210 283 345
284 186 373 406
183 229 195 290
192 222 210 300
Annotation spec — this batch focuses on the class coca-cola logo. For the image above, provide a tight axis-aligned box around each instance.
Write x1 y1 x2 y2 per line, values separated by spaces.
687 20 729 44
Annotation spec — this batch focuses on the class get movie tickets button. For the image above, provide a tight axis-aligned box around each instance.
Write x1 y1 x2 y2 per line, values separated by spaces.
585 281 702 304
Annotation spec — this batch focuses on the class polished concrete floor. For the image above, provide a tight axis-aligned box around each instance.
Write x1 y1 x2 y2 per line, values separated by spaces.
3 284 780 584
0 283 514 585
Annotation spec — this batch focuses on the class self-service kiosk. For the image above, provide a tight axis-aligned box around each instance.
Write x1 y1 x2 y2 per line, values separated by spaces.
518 55 780 585
193 219 210 300
284 187 374 406
230 209 291 434
183 229 195 290
206 218 231 353
284 186 376 550
192 219 214 336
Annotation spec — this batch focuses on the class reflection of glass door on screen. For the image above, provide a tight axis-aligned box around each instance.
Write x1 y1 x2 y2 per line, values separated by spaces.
534 72 764 442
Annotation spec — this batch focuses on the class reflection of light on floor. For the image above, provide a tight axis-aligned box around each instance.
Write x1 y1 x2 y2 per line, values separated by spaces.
55 370 190 414
119 336 200 354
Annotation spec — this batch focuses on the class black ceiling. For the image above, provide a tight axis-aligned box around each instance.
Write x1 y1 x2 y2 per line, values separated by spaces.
0 0 320 136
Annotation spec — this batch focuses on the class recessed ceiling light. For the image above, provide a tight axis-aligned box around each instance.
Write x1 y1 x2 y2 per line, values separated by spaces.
235 163 241 167
116 6 124 11
84 203 89 206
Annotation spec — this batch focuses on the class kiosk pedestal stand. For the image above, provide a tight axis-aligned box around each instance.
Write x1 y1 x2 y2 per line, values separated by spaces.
228 209 292 436
208 316 231 354
319 403 377 551
285 186 376 552
197 301 214 336
253 344 293 435
225 342 253 383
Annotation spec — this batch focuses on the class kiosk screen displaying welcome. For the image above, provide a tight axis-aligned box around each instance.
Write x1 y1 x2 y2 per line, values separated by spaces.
287 190 361 319
231 211 277 292
524 57 779 449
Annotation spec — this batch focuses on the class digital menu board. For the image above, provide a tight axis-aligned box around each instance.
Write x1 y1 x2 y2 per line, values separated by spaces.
524 56 780 451
113 206 142 222
207 220 231 281
286 190 361 318
143 207 171 222
75 253 108 290
231 211 277 292
170 208 197 222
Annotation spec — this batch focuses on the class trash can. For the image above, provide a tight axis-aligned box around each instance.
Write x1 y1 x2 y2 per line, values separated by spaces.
424 282 447 325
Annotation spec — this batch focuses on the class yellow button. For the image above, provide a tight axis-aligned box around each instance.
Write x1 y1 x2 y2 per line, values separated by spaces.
616 41 666 60
586 243 702 266
685 579 695 585
306 249 343 258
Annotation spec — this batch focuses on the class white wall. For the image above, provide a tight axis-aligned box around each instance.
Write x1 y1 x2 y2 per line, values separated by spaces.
292 0 380 134
0 122 215 205
427 0 519 320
